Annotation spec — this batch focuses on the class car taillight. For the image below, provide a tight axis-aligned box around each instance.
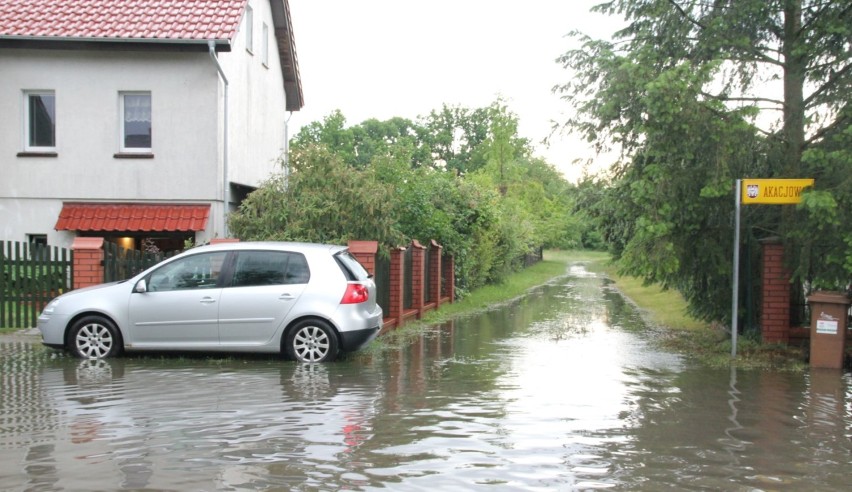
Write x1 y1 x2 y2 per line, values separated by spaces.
341 283 369 304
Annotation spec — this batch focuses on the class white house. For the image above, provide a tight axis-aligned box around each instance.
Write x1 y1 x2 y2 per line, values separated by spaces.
0 0 303 251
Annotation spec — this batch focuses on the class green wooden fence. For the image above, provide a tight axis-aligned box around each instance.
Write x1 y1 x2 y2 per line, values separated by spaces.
1 241 73 329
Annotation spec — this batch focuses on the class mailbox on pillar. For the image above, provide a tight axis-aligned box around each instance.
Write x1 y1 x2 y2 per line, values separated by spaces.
807 291 850 369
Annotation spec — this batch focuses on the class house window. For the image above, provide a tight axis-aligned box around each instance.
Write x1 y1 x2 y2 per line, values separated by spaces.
24 91 56 151
28 234 47 246
245 5 254 54
262 22 269 67
120 92 152 152
28 234 48 260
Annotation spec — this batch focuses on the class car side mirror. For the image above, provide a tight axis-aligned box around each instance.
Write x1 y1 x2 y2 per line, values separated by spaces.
134 279 148 293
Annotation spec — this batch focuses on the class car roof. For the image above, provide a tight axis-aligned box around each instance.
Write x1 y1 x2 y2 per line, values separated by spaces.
189 241 347 255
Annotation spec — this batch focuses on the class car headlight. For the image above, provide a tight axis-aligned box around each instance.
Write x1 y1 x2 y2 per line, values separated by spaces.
43 299 60 315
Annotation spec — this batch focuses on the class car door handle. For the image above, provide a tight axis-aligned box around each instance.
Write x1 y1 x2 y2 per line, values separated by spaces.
279 293 295 300
199 297 217 304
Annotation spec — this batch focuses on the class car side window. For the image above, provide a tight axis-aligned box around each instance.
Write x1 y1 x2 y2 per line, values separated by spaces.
147 252 228 292
286 254 310 284
230 251 310 287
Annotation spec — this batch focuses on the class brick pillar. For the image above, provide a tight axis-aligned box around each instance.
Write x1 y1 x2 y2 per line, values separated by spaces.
760 238 791 344
72 237 105 290
388 246 406 327
347 240 378 276
429 240 443 309
409 240 426 317
441 252 455 302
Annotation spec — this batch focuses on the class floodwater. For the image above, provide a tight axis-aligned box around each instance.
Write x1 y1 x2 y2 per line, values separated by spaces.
1 264 850 491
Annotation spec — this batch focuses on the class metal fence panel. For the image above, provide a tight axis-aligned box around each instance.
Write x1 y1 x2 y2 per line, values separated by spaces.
103 242 180 283
374 254 390 316
403 247 413 310
424 245 433 304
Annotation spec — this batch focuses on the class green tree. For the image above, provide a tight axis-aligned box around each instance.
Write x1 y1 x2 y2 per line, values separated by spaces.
293 101 534 176
421 104 493 174
273 101 586 296
473 102 582 252
370 152 508 293
518 158 584 250
289 110 357 164
228 145 404 247
557 0 851 323
793 104 852 288
351 117 434 168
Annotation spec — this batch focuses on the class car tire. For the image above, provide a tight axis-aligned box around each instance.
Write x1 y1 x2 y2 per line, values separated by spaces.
68 316 123 359
286 319 338 363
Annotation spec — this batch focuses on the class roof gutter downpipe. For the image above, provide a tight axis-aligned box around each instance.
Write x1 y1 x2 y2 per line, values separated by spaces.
208 40 230 238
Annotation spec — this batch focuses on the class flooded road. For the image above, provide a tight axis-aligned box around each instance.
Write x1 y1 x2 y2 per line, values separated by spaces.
1 264 850 491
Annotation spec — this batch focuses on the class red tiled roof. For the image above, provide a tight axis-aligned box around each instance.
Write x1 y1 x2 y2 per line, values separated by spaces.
0 0 246 42
55 203 210 232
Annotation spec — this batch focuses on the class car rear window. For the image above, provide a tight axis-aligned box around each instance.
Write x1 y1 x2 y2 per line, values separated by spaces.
334 250 370 281
230 251 310 287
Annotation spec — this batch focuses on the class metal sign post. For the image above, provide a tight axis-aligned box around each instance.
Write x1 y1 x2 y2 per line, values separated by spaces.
731 180 741 358
730 178 813 358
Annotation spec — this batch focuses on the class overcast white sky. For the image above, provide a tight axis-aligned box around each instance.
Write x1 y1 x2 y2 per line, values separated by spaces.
286 0 621 181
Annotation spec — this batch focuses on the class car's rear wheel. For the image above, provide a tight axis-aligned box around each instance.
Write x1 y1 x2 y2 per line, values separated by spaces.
286 319 338 363
69 316 122 359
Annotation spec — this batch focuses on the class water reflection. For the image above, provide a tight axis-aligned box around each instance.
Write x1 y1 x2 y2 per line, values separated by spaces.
1 264 850 490
722 367 747 475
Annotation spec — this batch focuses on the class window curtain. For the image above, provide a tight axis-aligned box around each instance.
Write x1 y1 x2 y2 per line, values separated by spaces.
124 94 151 123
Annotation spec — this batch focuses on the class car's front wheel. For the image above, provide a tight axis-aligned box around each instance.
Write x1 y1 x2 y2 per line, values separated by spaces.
69 316 122 359
286 319 338 363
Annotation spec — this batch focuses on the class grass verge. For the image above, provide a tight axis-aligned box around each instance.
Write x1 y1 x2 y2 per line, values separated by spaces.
591 259 806 371
418 249 607 324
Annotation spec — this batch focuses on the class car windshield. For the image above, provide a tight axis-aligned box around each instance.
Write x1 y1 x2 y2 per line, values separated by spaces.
334 251 370 281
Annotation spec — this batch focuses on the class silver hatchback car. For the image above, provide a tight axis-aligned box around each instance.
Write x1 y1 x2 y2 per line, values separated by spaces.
38 242 383 362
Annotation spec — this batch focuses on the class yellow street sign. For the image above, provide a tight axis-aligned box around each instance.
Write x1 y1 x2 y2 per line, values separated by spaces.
741 178 814 205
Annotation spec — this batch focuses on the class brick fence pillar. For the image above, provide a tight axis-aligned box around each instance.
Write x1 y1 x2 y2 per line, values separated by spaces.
72 237 104 290
409 240 426 317
760 238 791 344
347 240 378 276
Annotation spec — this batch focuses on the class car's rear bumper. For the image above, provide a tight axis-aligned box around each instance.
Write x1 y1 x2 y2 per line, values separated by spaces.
338 325 380 352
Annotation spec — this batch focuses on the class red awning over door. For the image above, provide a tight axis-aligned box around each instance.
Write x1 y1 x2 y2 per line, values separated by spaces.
55 203 210 232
